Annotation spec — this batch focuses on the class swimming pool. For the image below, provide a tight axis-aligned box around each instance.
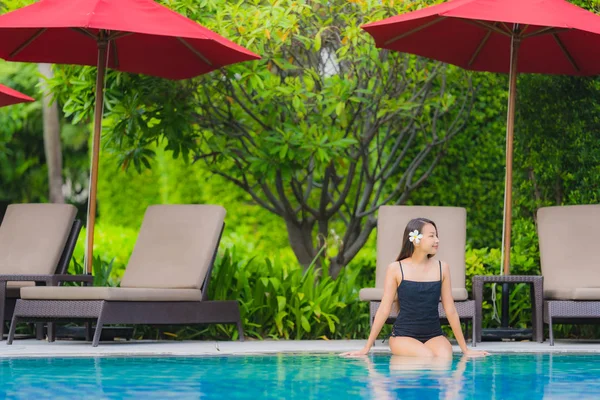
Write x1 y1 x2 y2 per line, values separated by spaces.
0 354 599 399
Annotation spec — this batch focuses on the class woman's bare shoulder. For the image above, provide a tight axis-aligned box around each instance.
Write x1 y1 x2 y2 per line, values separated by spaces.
434 259 451 278
385 261 402 278
385 261 402 286
386 260 400 271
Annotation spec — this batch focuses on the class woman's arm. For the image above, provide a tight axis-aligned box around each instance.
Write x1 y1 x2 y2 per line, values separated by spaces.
440 263 489 357
341 263 399 356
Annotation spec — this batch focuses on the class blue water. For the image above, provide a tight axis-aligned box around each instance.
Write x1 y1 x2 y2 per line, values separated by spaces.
1 354 600 399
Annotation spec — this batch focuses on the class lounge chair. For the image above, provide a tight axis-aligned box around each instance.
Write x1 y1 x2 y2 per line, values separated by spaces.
7 204 243 347
0 203 86 340
537 204 600 345
358 206 476 344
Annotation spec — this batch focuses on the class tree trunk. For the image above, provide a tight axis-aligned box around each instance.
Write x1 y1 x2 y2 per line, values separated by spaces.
329 255 344 280
38 63 64 204
284 218 317 269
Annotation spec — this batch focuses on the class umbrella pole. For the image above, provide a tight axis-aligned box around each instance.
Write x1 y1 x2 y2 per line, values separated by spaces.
498 33 521 330
84 37 108 275
501 35 520 277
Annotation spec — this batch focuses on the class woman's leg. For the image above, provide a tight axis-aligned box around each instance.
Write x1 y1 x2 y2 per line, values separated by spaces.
389 336 435 357
424 335 453 359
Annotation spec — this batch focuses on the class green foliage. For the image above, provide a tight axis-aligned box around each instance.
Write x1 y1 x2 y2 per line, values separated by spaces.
569 0 600 12
71 223 139 279
69 255 120 287
0 0 34 13
96 146 293 260
0 62 89 210
515 75 600 216
0 2 44 205
0 61 48 204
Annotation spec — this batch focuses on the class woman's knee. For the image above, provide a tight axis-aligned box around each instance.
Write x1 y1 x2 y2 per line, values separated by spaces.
425 336 453 359
434 346 453 359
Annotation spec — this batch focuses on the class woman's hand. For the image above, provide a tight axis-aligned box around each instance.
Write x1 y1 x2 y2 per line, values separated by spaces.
462 348 490 357
340 346 371 357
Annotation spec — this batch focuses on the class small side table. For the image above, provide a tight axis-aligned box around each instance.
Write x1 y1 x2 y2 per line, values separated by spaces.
472 275 544 343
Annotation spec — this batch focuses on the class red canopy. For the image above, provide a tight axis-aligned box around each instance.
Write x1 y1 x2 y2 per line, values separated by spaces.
0 0 260 79
0 83 34 107
363 0 600 75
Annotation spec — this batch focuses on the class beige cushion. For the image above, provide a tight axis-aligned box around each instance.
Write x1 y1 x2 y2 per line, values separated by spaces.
120 205 226 290
7 282 35 289
0 204 76 275
21 286 202 301
359 288 384 301
573 288 600 300
372 206 467 291
5 281 35 298
538 205 600 295
359 287 469 302
545 287 600 301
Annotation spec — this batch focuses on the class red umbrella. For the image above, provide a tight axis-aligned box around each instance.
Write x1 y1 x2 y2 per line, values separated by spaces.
362 0 600 274
0 0 260 273
0 83 34 107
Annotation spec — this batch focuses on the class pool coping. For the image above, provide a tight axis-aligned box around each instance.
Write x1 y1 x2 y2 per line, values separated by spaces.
3 339 600 358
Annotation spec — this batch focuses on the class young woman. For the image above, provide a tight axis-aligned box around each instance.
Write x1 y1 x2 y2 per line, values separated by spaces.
343 218 488 358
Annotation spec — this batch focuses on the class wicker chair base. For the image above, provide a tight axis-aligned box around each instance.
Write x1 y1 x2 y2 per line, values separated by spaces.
544 300 600 346
8 299 244 347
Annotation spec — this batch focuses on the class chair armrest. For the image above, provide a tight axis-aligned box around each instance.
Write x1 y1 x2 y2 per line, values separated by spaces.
0 274 93 286
472 275 543 284
49 274 94 286
0 275 55 284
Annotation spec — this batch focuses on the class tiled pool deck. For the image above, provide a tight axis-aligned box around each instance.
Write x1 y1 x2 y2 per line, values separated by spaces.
2 339 600 358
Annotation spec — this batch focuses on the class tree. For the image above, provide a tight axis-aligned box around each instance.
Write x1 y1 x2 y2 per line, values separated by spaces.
39 63 65 204
48 0 474 278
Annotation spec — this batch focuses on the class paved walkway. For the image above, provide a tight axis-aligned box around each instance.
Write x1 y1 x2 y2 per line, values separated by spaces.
2 339 600 358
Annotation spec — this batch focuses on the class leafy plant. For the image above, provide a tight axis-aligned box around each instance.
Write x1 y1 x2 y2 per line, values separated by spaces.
69 256 119 287
71 223 139 279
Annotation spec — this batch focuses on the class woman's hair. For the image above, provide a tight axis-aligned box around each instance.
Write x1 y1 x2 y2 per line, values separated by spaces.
396 217 438 261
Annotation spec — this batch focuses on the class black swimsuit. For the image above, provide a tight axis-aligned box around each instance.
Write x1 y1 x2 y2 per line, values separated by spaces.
391 261 444 343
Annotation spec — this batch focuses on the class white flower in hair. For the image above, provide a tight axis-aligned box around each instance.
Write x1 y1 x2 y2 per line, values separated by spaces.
408 230 423 245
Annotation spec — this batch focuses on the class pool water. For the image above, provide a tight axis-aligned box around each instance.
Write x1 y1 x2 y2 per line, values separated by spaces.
1 354 600 399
